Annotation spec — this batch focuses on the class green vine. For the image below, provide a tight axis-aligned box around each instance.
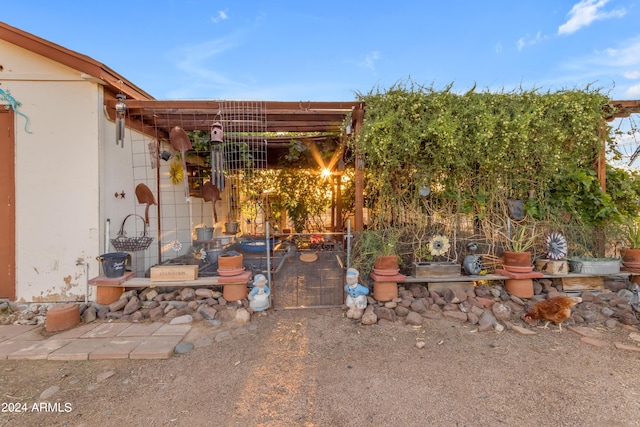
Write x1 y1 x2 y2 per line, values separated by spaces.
349 79 638 258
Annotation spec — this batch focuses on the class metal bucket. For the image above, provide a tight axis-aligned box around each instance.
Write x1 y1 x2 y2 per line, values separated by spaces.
97 252 130 278
224 222 239 234
196 227 214 241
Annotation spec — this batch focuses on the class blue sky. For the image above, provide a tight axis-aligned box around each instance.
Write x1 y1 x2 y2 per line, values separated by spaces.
2 0 640 101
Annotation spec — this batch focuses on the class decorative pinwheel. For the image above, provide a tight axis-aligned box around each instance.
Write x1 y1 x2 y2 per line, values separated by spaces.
545 232 567 260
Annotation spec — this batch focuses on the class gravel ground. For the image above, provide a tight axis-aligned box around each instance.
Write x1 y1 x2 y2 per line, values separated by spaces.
2 308 640 427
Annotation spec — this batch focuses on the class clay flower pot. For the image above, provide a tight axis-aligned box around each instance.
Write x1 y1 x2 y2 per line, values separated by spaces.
373 281 398 302
505 279 534 298
621 248 640 265
218 253 244 275
373 255 400 275
502 251 532 267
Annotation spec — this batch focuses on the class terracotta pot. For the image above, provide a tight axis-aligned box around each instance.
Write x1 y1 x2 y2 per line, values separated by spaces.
374 255 399 271
95 286 124 305
218 253 243 271
502 251 532 267
502 265 534 273
373 281 398 302
621 248 640 263
223 284 248 302
505 279 534 298
45 303 80 332
372 267 400 276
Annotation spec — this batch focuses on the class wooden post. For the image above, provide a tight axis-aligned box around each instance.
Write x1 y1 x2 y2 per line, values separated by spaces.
597 119 607 192
353 104 365 232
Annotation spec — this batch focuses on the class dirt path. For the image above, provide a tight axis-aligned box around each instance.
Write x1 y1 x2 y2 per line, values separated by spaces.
2 308 640 426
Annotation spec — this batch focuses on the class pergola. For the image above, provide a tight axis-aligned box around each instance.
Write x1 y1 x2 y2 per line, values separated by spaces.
103 96 368 231
101 96 640 232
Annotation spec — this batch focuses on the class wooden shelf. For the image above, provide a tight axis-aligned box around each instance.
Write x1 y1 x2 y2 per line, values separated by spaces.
400 272 631 283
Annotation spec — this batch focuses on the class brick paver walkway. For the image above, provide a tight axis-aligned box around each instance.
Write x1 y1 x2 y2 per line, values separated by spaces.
0 322 190 360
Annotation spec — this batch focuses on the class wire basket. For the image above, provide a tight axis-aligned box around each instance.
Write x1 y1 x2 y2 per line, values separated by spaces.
110 214 153 252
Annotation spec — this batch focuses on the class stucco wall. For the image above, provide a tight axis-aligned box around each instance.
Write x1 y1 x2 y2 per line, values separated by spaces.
2 40 102 302
2 39 227 301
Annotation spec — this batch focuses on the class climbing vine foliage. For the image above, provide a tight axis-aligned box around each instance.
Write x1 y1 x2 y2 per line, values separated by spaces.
350 81 640 256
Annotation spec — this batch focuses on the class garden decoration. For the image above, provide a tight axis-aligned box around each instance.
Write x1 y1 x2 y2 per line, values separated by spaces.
169 126 193 202
463 242 482 275
545 232 568 260
202 181 221 223
507 199 525 221
428 235 450 257
344 268 369 320
170 240 183 253
0 87 31 134
135 183 157 225
248 274 270 311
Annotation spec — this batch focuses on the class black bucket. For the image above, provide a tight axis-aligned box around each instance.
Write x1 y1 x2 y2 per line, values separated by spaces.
98 252 130 278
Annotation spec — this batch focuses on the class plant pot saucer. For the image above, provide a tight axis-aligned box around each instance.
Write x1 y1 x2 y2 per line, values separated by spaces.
217 267 245 276
502 265 534 273
372 268 400 276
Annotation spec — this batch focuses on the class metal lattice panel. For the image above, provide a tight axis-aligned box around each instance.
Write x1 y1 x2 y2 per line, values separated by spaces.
221 100 268 222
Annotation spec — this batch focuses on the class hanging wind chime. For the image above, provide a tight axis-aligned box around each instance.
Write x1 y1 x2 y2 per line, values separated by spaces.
115 93 126 148
210 120 225 192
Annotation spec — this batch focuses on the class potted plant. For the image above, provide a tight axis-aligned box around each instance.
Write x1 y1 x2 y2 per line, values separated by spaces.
372 228 402 275
499 221 539 272
352 228 402 278
621 217 640 267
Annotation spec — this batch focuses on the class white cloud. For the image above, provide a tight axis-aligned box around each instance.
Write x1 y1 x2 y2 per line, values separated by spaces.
596 37 640 67
211 9 229 24
495 42 503 54
625 82 640 98
624 71 640 79
516 32 548 51
169 36 241 91
558 0 626 35
359 51 380 71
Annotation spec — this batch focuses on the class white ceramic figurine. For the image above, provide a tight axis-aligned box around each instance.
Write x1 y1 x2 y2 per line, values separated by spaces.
248 274 271 311
344 268 369 320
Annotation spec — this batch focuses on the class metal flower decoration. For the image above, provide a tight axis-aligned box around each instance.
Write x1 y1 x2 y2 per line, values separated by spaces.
545 232 567 260
171 240 183 253
194 248 207 261
428 234 450 257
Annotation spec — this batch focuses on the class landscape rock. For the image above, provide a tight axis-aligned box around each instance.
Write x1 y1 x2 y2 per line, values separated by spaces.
235 308 251 324
195 288 213 299
123 296 141 315
40 385 60 400
405 311 424 325
170 314 193 325
82 306 96 323
109 298 127 313
174 342 194 354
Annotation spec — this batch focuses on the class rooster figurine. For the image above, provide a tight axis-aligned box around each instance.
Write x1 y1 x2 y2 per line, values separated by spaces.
522 296 582 331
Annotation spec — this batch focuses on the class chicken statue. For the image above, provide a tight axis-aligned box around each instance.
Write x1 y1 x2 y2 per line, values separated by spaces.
522 296 582 331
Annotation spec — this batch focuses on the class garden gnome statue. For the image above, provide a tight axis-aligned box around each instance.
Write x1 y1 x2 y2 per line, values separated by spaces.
248 274 270 311
344 268 369 320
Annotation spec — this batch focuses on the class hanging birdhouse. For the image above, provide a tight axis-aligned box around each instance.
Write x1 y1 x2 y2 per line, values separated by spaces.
210 122 224 143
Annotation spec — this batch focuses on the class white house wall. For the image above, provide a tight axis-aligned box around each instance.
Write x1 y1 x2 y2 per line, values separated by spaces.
100 123 160 277
1 40 101 302
2 39 228 301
